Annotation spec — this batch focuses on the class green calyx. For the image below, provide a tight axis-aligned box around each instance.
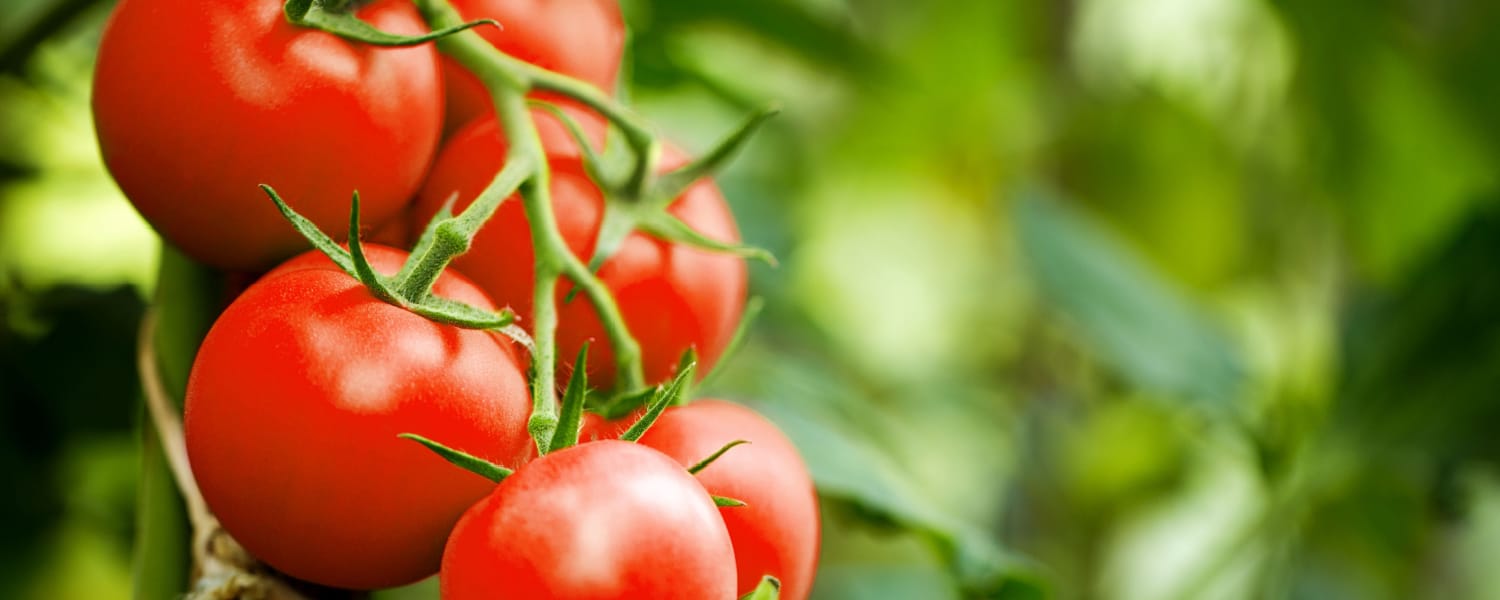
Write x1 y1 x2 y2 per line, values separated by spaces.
713 495 748 507
398 433 512 483
263 186 517 331
740 577 782 600
284 0 497 47
559 104 784 276
618 363 696 442
688 439 749 475
544 343 593 455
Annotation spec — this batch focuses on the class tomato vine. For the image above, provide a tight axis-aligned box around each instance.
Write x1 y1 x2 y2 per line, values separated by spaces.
278 0 775 455
130 0 797 595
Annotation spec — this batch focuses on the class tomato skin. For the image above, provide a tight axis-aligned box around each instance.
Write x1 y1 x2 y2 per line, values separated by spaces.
583 401 820 600
184 245 532 589
440 440 737 599
413 116 748 389
442 0 623 133
93 0 441 271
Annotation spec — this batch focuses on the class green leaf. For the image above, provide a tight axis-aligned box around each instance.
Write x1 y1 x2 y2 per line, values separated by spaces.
809 566 958 600
1016 186 1243 406
399 433 511 483
1340 206 1500 461
283 0 497 47
749 399 1047 598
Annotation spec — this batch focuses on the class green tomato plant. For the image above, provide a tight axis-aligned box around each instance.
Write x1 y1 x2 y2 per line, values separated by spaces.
126 0 810 598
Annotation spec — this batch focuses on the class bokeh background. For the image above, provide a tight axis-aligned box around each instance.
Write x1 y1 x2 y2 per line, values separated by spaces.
4 0 1500 598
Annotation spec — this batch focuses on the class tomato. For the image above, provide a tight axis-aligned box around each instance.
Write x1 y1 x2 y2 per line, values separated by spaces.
413 115 748 389
440 439 737 599
584 400 820 600
92 0 442 271
442 0 624 133
184 245 533 589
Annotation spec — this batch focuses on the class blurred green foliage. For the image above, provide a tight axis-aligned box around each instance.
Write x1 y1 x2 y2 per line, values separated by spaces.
2 0 1499 598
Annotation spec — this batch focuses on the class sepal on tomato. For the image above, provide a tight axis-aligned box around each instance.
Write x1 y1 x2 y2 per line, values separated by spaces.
688 439 750 475
546 343 593 453
398 433 513 483
565 107 781 274
283 0 497 47
619 362 696 442
262 185 520 332
741 576 782 600
651 106 780 209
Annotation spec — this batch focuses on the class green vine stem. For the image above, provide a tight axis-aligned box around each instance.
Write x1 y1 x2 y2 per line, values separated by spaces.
285 0 771 455
409 0 649 452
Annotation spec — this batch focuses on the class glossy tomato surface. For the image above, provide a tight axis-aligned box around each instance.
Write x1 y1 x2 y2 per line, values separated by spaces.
413 116 748 389
441 440 736 599
442 0 623 132
185 245 532 589
584 401 821 599
93 0 441 271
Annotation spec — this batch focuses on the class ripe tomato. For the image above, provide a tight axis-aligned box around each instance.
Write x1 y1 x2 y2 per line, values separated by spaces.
442 0 624 133
413 115 748 389
93 0 442 271
184 245 533 589
441 440 737 599
584 400 821 600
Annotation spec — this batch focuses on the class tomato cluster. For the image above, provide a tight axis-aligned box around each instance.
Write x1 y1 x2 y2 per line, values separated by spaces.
95 0 818 597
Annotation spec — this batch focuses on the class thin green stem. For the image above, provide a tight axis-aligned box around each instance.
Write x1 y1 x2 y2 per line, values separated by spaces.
411 0 527 92
416 0 648 405
394 154 532 301
558 255 645 391
524 66 656 159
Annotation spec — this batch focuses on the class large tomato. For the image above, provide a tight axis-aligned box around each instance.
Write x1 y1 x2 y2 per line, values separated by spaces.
584 401 821 600
184 245 533 589
412 115 748 389
93 0 442 271
440 440 737 599
442 0 624 132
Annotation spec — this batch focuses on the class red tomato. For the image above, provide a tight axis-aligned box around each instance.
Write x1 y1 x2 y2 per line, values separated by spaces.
93 0 441 271
441 440 737 599
442 0 624 133
584 401 821 600
184 245 533 589
413 116 748 389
